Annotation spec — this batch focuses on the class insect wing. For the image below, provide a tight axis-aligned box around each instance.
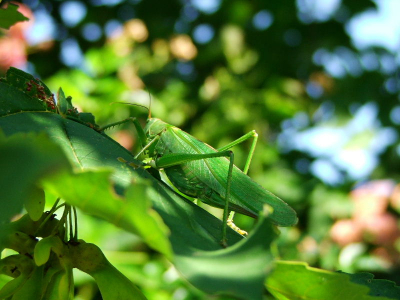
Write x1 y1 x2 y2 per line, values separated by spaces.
162 127 297 226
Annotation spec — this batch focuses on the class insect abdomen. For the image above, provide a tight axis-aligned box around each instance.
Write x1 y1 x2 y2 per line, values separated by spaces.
164 165 213 199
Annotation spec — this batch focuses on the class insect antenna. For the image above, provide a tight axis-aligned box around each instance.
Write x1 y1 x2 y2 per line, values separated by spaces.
147 90 152 119
110 101 150 113
100 101 150 131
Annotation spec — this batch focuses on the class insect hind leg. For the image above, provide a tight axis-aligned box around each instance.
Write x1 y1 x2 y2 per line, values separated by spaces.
217 130 258 174
218 130 258 237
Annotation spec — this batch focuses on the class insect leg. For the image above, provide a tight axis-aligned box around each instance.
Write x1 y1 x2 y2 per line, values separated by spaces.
218 130 258 229
155 151 232 168
134 135 160 159
222 151 234 247
217 130 258 174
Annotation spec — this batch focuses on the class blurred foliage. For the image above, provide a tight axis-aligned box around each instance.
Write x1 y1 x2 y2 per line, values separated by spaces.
1 0 400 298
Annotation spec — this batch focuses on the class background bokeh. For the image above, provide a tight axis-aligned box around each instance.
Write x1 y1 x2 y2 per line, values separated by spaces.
1 0 400 299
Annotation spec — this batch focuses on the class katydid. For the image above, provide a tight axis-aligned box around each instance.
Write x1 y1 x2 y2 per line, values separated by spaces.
104 111 297 245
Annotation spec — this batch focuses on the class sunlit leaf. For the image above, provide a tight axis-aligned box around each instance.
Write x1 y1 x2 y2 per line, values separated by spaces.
265 261 397 300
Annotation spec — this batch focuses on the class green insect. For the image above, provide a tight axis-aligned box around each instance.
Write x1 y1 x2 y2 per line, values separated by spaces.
104 106 297 246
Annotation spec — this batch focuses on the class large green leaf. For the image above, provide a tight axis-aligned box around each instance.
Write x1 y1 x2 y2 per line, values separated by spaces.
0 3 29 30
0 110 243 247
265 261 398 300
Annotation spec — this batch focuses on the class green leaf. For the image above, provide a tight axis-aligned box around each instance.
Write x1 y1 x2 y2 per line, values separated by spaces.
78 112 96 125
56 87 98 127
42 170 173 259
0 3 29 30
2 67 54 103
24 186 45 221
0 133 70 225
174 208 277 300
0 68 97 128
34 236 65 266
346 272 400 299
56 87 68 116
0 275 12 291
70 242 148 300
0 69 49 116
265 261 396 300
10 265 44 300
